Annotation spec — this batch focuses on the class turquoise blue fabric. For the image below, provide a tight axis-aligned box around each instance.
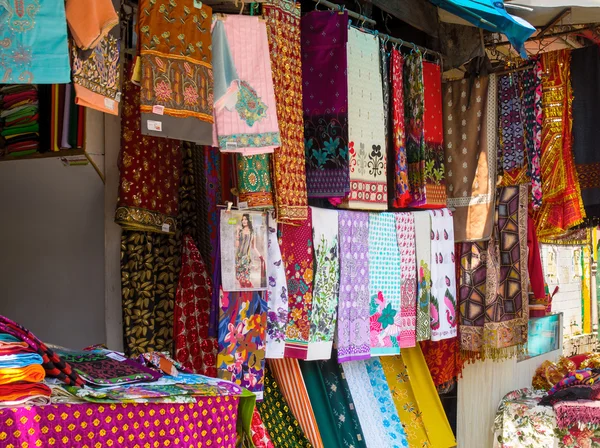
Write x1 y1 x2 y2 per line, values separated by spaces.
0 0 71 83
364 358 408 448
0 353 43 368
0 334 21 343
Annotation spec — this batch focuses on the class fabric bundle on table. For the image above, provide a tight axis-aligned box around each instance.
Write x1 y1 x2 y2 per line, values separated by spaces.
337 210 371 363
429 209 457 341
235 153 274 208
114 74 183 234
307 207 339 360
0 382 51 407
0 86 40 157
443 75 497 242
571 45 600 220
459 185 530 361
264 0 308 223
212 16 281 153
0 0 70 83
302 11 350 200
343 28 388 210
138 0 214 143
281 210 314 359
533 49 585 238
217 289 267 398
391 48 411 208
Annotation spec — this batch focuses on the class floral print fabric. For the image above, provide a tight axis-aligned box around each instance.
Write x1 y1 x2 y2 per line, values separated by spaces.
520 65 543 209
281 209 314 359
236 154 274 208
413 211 432 341
217 290 267 399
302 11 350 199
368 213 402 355
428 209 457 341
396 212 417 348
307 207 339 360
265 211 289 359
345 28 388 210
391 48 410 208
337 211 371 363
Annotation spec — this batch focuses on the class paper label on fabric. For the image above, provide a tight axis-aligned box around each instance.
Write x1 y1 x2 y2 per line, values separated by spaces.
104 98 115 111
225 142 237 151
147 120 162 132
193 0 203 8
106 352 127 362
115 92 122 102
152 105 165 115
238 201 248 209
162 223 170 233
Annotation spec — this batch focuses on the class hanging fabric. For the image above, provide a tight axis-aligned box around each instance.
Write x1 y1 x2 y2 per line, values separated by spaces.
263 0 309 223
114 76 182 234
235 153 275 208
343 28 388 210
307 207 339 360
199 147 222 276
413 211 432 341
368 213 402 355
391 48 410 208
269 359 324 448
443 75 497 242
380 355 431 448
396 212 417 348
217 290 267 398
572 45 600 220
265 211 289 359
302 11 350 200
533 49 585 238
281 210 314 359
173 236 217 377
459 185 529 361
256 367 313 448
420 337 465 387
337 211 371 363
300 357 367 448
138 0 214 143
65 0 119 50
527 215 547 317
212 16 281 154
429 209 457 341
251 408 275 448
404 52 425 207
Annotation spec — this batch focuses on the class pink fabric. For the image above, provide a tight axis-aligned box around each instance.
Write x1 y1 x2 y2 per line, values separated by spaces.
396 212 417 348
554 400 600 430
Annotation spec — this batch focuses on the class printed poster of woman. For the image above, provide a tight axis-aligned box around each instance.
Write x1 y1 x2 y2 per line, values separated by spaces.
220 210 267 291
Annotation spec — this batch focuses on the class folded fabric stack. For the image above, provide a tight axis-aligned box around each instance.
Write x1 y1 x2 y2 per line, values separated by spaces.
0 85 40 157
0 334 50 407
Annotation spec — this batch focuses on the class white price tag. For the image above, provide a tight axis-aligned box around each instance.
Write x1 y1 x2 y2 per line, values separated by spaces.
225 141 238 151
106 352 127 362
162 223 170 233
238 201 248 209
104 97 115 111
152 105 165 115
147 120 162 132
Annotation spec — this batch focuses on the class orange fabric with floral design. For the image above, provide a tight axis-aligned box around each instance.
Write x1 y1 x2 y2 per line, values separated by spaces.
419 337 464 387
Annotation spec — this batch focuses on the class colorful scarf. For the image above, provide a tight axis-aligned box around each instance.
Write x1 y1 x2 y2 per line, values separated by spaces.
572 45 600 220
256 368 313 448
307 207 339 360
174 236 217 377
498 73 526 175
300 357 367 448
380 356 431 448
342 360 401 447
429 209 457 341
71 33 121 115
443 75 497 242
269 359 324 448
0 353 42 369
337 211 371 363
396 212 417 348
0 0 70 83
115 76 182 234
420 338 465 387
459 185 529 360
236 154 274 208
263 0 308 223
404 52 425 207
0 364 45 385
520 64 543 209
212 16 281 154
413 211 432 341
65 0 118 50
281 209 314 359
380 37 391 151
368 213 402 355
0 382 51 404
302 11 350 199
391 48 410 208
527 215 547 317
533 50 585 238
217 289 267 398
138 0 213 143
344 28 388 210
265 211 289 359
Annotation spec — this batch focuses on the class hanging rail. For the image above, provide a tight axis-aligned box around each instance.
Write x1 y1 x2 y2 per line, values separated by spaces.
312 0 377 26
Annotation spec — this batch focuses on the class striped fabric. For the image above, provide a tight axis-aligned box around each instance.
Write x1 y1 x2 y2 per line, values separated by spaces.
268 358 324 448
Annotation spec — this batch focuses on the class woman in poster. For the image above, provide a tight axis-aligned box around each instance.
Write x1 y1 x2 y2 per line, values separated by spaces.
235 214 265 288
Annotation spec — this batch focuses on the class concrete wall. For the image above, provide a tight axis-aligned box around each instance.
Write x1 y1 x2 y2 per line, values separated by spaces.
0 158 106 348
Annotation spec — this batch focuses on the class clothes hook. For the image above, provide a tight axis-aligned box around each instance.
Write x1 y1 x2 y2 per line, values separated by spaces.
315 0 321 10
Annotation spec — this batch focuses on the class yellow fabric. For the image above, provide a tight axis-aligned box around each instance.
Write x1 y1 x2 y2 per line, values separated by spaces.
380 356 431 448
583 245 592 334
402 345 456 448
0 364 45 385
